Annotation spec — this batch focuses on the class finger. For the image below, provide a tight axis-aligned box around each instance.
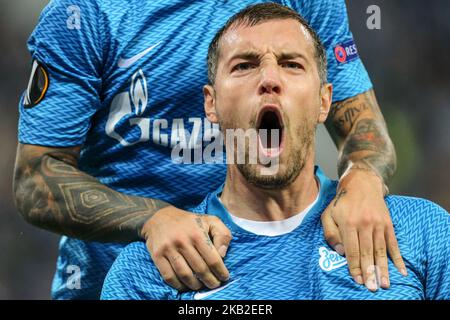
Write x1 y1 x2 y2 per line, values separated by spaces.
194 221 230 283
207 215 232 258
374 227 390 289
180 245 221 290
359 228 378 291
321 209 344 255
153 255 186 291
167 251 203 290
385 223 407 276
342 227 363 285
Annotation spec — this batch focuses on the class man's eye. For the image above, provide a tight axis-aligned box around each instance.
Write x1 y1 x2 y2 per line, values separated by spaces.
281 62 302 69
232 63 256 71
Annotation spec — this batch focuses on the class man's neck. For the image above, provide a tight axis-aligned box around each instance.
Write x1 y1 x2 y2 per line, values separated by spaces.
220 158 319 222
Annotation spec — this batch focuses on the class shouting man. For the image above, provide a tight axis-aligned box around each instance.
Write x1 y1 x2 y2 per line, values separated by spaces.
101 3 449 300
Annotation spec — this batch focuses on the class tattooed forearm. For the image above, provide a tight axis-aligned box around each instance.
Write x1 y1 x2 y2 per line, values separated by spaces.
325 89 397 184
341 119 387 154
13 143 170 242
339 118 396 184
327 96 369 137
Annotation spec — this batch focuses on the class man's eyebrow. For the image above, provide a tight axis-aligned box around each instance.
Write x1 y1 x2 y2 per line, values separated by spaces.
227 51 263 63
227 51 310 64
276 52 309 62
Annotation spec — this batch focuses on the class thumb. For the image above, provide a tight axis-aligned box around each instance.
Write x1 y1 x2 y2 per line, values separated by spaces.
206 215 232 258
321 208 345 255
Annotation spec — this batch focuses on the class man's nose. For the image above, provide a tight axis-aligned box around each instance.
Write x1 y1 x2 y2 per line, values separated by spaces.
258 65 282 95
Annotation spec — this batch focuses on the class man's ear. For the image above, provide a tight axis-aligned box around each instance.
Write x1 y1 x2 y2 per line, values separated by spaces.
203 84 218 123
318 83 333 123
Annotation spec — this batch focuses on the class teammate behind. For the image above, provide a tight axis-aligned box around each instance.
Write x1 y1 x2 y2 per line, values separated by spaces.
101 3 450 300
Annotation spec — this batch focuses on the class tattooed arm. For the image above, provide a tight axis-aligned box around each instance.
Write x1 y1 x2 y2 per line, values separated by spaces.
13 143 170 242
325 88 396 182
13 143 230 289
321 89 406 292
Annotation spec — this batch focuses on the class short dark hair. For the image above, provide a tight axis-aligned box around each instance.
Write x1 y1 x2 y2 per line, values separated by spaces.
207 2 327 86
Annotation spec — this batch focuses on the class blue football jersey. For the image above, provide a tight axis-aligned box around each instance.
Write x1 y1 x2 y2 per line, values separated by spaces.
18 0 372 299
101 167 450 300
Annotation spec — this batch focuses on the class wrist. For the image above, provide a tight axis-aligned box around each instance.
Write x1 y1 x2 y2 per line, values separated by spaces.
139 201 173 240
139 207 163 241
339 160 389 196
139 215 153 241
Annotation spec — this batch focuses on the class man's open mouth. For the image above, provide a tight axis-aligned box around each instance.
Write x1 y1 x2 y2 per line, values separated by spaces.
256 105 285 158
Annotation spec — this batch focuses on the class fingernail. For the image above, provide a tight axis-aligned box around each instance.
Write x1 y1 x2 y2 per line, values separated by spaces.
381 277 389 288
366 278 378 291
334 244 345 256
355 275 364 285
400 268 408 276
219 245 228 258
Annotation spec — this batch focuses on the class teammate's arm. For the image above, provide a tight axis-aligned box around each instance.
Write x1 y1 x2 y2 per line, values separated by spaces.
322 89 406 291
13 143 230 290
301 0 406 291
326 89 395 181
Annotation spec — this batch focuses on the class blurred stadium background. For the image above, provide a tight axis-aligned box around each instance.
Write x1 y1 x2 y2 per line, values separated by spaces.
0 0 448 299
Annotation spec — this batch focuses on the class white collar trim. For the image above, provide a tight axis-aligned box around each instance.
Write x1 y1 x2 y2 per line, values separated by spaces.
223 183 320 237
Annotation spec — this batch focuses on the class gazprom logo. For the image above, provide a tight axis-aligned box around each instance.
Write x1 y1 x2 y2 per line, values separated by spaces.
319 246 347 272
105 68 150 147
130 69 148 116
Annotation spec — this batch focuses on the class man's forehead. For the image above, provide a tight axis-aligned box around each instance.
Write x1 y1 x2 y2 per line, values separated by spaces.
220 19 315 59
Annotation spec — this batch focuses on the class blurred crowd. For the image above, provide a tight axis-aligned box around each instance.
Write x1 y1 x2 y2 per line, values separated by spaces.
0 0 448 299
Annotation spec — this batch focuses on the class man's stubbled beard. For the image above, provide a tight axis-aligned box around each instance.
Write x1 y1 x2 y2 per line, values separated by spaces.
219 109 317 190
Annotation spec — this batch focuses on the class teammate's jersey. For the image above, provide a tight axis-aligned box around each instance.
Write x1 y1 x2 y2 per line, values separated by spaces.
18 0 372 299
101 167 450 300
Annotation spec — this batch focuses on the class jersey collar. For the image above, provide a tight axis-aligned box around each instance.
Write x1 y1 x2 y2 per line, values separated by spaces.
206 166 336 237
